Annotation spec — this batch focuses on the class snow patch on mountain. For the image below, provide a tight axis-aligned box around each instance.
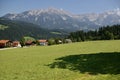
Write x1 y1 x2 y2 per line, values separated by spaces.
61 16 67 20
2 8 120 31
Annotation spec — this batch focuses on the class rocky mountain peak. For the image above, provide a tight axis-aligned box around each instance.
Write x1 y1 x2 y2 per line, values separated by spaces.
2 8 120 31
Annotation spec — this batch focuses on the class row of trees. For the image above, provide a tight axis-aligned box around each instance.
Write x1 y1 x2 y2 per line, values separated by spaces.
20 36 67 47
68 25 120 42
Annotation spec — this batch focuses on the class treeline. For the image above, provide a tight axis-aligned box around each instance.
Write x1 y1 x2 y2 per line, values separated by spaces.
68 25 120 42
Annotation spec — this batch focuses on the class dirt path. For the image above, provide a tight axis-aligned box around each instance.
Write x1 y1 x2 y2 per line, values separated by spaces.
0 47 17 50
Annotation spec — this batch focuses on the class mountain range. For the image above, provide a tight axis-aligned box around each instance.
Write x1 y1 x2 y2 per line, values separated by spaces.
2 8 120 31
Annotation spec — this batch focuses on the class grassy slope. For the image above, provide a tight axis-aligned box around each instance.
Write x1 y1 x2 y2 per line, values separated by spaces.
0 40 120 80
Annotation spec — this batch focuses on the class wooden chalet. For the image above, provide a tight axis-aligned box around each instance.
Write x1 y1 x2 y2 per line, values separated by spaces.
12 41 21 47
38 39 48 46
0 40 13 48
25 40 36 46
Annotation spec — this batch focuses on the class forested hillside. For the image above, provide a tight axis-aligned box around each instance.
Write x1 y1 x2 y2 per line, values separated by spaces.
0 18 66 40
68 25 120 42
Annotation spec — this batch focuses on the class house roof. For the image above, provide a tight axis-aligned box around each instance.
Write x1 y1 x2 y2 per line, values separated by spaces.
38 40 47 43
0 40 10 44
25 40 33 44
13 41 20 44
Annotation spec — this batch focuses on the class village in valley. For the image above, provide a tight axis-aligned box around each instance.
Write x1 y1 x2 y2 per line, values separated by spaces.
0 38 72 48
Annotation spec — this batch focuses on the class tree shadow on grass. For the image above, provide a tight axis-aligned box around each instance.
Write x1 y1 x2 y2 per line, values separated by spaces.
47 52 120 75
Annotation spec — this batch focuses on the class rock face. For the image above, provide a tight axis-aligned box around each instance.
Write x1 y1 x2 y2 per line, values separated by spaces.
3 8 120 31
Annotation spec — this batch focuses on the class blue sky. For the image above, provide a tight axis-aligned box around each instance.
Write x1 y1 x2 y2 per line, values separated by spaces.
0 0 120 16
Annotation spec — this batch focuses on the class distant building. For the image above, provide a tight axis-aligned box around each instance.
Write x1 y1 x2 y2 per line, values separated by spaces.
65 39 72 43
58 40 62 44
38 40 48 46
0 40 13 48
13 41 21 47
25 40 36 46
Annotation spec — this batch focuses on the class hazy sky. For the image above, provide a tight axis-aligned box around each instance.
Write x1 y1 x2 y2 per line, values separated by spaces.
0 0 120 16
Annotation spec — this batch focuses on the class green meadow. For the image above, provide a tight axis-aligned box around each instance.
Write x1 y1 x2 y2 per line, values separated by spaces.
0 40 120 80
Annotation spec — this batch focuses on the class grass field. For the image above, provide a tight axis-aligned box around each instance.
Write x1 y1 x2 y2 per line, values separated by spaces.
0 40 120 80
